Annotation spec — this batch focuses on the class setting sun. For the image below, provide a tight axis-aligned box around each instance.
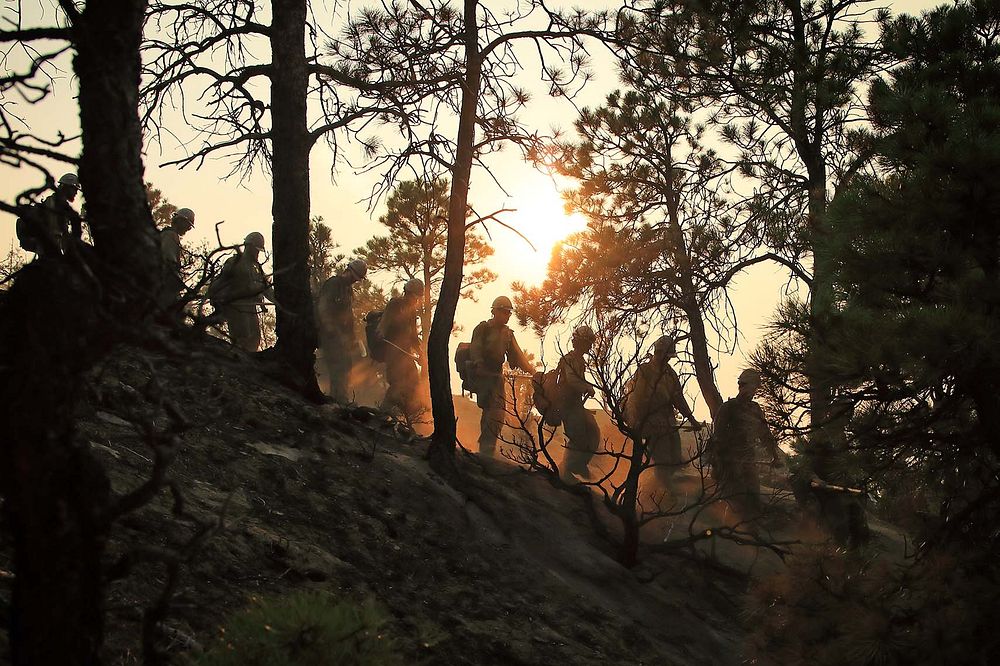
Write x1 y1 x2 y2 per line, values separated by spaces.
497 185 589 283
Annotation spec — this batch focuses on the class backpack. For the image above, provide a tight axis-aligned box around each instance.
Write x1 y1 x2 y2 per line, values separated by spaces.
14 204 41 253
364 310 386 362
454 342 474 394
206 253 241 307
532 369 563 427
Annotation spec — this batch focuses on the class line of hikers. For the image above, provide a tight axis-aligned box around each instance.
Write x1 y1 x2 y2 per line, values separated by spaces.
453 297 785 513
13 174 782 512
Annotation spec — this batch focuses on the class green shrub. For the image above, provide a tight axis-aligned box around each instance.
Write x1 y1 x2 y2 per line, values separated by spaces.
197 591 401 666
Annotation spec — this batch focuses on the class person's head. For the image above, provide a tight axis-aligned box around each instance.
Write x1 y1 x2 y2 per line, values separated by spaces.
345 258 368 283
243 231 266 255
172 207 195 236
57 173 80 202
403 277 424 300
490 295 513 325
571 324 596 353
737 368 762 399
652 334 677 363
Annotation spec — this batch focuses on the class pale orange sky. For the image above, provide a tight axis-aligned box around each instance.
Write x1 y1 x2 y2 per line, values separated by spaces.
1 0 943 416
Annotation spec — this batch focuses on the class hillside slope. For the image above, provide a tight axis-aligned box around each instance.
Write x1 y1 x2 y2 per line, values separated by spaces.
18 335 751 665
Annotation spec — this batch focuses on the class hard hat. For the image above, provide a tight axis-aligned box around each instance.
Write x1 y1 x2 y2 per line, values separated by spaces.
653 334 677 353
491 295 513 312
347 258 368 280
403 277 424 295
572 325 595 341
244 232 266 250
173 207 195 224
58 173 80 190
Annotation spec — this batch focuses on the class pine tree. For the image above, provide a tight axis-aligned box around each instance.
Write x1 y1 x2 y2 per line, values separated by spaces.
820 0 1000 551
357 178 496 380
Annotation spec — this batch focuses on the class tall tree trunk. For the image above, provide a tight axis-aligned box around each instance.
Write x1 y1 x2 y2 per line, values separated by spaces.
664 196 723 417
682 299 723 417
0 1 156 662
618 438 646 568
805 162 868 545
419 263 432 384
428 0 480 476
270 0 319 396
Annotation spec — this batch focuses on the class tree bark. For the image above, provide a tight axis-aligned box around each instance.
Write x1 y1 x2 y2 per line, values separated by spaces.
428 0 481 476
683 299 723 417
270 0 320 396
663 182 723 417
0 1 156 662
420 261 433 385
618 438 646 568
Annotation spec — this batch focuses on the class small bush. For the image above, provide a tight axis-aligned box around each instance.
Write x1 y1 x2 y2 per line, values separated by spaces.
197 591 401 666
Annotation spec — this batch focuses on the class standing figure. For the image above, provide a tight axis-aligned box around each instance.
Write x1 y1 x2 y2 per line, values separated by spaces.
209 232 275 352
624 335 703 487
710 369 782 514
158 207 195 309
36 173 84 258
558 325 601 479
317 259 367 402
469 296 535 455
377 278 424 415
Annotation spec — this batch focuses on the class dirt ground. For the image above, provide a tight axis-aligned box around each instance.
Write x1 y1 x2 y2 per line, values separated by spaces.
5 334 800 665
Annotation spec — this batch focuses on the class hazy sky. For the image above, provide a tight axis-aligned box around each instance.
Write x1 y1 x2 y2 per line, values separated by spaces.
1 0 944 415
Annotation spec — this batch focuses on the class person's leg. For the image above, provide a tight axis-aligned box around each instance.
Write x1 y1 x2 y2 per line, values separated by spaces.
561 407 585 476
562 406 600 478
732 455 762 515
382 352 404 412
322 337 350 402
225 304 260 352
649 428 682 487
478 388 505 455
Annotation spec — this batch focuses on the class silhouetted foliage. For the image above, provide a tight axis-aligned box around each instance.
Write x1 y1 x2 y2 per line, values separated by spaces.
818 0 1000 553
749 2 1000 661
146 181 177 229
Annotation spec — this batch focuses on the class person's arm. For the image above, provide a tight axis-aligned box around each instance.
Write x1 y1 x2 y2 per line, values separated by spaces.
667 366 702 427
259 264 277 304
160 231 181 268
407 310 421 352
68 206 83 240
752 402 782 463
316 280 334 329
507 332 535 374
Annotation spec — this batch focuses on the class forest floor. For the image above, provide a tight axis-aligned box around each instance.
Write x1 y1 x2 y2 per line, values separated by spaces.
1 331 904 664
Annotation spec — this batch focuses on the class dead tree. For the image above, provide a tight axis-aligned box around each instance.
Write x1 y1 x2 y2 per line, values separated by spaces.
502 322 795 568
329 0 612 478
0 0 161 663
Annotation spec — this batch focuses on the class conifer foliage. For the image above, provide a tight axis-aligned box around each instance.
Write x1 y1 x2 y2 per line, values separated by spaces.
820 0 1000 552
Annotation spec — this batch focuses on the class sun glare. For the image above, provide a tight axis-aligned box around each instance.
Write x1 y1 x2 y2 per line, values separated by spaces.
507 188 588 277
